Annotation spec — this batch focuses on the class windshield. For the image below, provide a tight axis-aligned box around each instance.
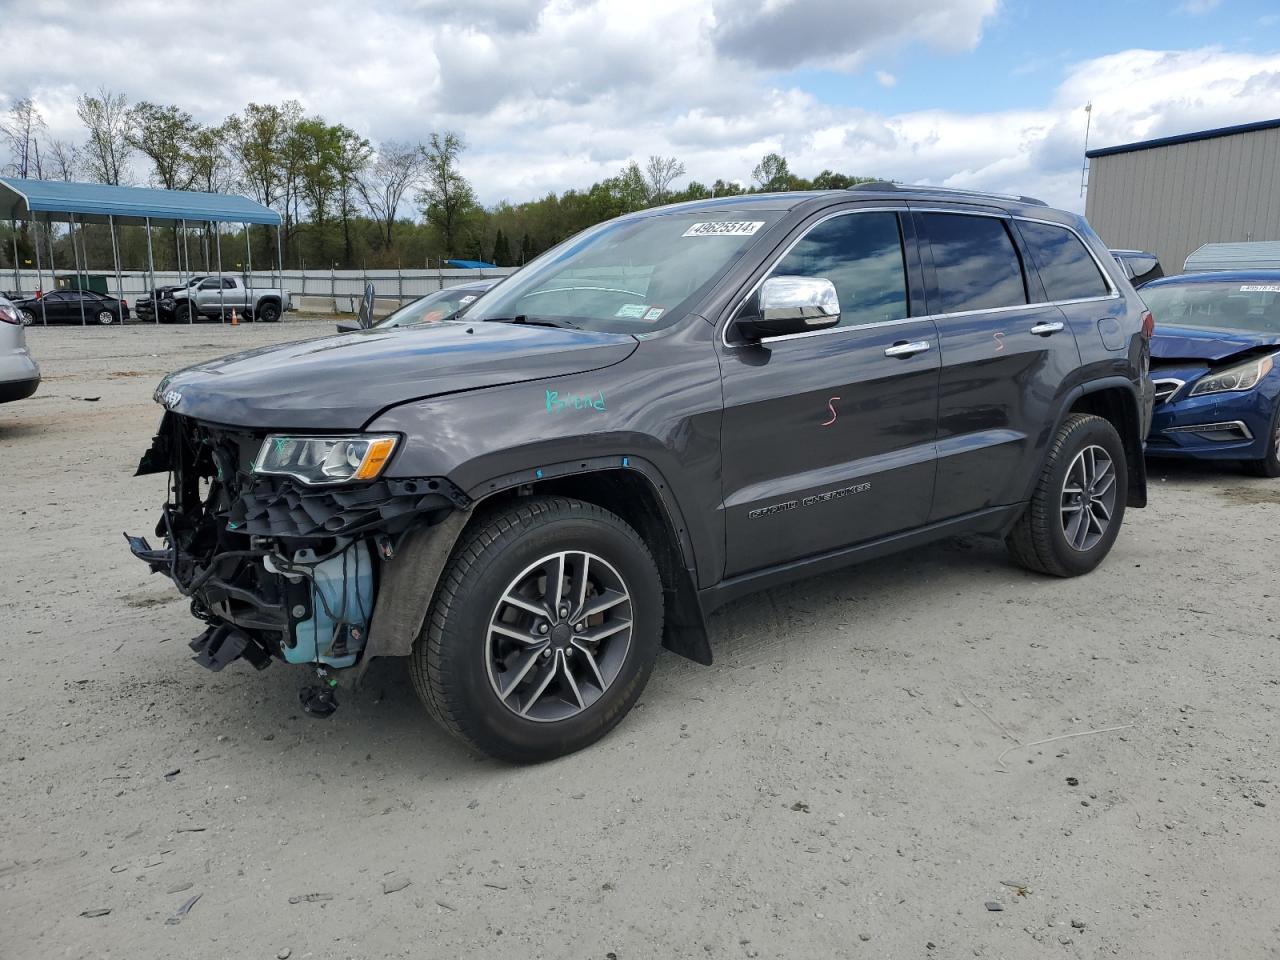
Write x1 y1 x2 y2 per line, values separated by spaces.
377 285 491 328
1143 280 1280 334
462 210 781 333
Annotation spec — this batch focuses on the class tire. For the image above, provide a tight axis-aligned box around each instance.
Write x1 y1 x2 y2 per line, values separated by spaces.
411 496 664 763
256 301 280 323
19 309 35 325
175 303 195 324
1242 401 1280 478
1006 413 1128 577
96 309 115 325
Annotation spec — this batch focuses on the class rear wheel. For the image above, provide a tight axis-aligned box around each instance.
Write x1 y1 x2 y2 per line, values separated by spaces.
1243 401 1280 478
96 309 115 325
1007 413 1128 577
256 301 280 323
411 496 664 762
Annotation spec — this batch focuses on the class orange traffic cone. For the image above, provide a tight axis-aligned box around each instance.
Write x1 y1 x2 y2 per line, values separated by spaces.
230 308 239 326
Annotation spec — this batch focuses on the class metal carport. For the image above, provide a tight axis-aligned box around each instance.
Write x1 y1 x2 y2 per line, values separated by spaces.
0 177 282 326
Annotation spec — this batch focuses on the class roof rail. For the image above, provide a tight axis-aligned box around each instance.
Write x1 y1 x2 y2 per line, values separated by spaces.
847 181 1047 207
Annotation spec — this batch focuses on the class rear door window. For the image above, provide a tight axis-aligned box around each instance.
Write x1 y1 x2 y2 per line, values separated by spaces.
919 213 1027 314
1019 220 1111 301
769 211 908 328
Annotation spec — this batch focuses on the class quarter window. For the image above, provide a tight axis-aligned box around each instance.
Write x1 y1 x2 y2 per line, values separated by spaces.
1019 220 1110 301
920 213 1027 313
768 211 908 328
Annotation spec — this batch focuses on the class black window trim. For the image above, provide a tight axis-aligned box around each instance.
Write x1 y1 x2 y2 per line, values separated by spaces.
1014 215 1117 305
914 208 1033 317
720 205 923 346
908 205 1119 318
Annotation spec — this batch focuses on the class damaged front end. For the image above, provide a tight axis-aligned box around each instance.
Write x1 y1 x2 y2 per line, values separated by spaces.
127 412 468 713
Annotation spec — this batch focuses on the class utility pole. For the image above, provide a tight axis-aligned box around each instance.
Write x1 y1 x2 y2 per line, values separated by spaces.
1080 102 1093 199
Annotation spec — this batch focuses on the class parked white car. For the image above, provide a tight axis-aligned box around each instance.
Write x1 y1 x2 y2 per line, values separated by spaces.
0 296 40 403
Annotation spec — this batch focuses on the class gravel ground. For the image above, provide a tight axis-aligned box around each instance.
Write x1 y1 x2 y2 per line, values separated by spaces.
2 321 1278 960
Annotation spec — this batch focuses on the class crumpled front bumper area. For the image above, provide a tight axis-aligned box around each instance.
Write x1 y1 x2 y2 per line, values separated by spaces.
127 412 467 684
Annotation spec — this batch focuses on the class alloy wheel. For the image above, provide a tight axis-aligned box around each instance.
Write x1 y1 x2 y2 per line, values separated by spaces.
486 550 633 722
97 310 115 324
1060 444 1117 552
20 310 34 325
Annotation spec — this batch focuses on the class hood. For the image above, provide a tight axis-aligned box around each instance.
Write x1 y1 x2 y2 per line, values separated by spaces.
1151 324 1280 363
156 320 638 430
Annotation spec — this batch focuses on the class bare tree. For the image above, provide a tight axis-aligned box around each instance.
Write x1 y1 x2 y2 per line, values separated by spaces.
358 140 427 250
644 154 686 204
2 98 47 178
45 139 77 181
76 87 133 184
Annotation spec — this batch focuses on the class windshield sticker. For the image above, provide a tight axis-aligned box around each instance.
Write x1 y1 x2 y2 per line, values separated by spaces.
642 306 665 321
682 221 765 238
615 303 650 318
458 295 477 304
1240 284 1280 292
546 389 606 413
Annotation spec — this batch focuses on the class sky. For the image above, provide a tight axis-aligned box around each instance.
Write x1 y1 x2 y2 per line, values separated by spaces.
3 0 1280 213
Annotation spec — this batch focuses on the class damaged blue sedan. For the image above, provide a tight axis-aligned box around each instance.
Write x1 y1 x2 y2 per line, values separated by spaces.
1144 271 1280 477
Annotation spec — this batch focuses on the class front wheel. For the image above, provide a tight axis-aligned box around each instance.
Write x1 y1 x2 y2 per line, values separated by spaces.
1006 413 1128 577
19 309 35 325
411 496 664 762
1242 402 1280 478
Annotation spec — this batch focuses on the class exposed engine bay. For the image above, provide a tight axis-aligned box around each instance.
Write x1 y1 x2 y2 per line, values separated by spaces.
127 412 467 713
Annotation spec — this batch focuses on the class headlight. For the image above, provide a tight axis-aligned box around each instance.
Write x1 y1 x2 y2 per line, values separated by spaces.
1188 354 1274 397
253 434 398 485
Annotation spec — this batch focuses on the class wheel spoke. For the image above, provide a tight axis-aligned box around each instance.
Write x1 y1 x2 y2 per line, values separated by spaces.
499 645 548 699
1061 502 1084 514
1092 472 1116 498
519 655 560 717
562 658 586 709
570 553 591 615
545 553 566 612
581 619 630 644
1066 509 1087 549
490 622 542 645
1091 498 1111 523
581 589 628 619
501 591 547 617
571 639 606 689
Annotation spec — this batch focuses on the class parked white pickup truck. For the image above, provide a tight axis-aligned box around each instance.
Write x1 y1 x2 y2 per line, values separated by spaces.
166 276 291 323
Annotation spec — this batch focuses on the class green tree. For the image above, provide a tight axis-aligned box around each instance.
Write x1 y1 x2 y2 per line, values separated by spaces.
490 227 512 266
418 131 476 258
76 86 133 184
751 152 792 192
127 102 199 190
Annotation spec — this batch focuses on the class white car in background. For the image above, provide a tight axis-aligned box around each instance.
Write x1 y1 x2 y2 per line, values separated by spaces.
0 296 40 404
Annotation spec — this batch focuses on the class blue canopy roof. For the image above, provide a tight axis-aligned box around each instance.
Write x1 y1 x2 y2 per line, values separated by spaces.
0 177 281 226
446 258 499 269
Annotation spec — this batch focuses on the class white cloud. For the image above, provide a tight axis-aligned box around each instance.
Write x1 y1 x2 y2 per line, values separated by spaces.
1 2 1278 217
875 70 897 87
1178 0 1222 14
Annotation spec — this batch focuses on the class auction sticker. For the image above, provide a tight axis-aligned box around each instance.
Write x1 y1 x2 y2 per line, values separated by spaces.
1240 284 1280 292
616 303 650 318
682 221 765 237
643 306 665 321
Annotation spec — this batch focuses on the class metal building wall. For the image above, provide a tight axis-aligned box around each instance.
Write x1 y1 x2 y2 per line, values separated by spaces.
1084 125 1280 274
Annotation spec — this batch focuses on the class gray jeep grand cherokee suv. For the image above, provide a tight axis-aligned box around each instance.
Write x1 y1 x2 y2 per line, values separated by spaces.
129 183 1152 761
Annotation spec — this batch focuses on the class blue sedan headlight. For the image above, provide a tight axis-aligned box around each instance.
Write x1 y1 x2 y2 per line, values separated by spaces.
1188 353 1274 397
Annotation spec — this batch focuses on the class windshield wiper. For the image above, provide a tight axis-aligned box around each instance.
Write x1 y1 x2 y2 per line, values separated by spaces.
484 314 579 329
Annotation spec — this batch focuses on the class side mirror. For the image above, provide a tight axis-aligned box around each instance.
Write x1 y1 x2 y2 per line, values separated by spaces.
734 276 840 340
335 320 361 333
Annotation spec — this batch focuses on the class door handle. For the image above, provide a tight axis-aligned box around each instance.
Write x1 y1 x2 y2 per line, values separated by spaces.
884 340 932 358
1030 321 1065 336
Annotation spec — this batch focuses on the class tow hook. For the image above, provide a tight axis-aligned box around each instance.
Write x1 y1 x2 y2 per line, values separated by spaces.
299 667 340 718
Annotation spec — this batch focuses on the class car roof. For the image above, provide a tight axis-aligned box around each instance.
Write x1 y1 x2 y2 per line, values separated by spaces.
1145 270 1280 286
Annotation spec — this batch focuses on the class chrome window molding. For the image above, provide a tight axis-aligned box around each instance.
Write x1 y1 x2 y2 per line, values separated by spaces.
720 203 1123 348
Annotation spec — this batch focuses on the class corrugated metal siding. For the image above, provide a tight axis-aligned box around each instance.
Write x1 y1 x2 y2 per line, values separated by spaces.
1184 240 1280 270
1085 125 1280 273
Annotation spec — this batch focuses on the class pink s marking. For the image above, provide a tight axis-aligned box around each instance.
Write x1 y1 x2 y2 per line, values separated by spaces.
822 396 841 426
993 331 1005 352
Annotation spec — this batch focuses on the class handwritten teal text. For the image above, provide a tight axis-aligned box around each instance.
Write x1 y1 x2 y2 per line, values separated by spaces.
546 390 606 413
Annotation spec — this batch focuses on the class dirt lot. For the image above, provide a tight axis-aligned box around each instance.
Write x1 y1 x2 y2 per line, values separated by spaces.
2 320 1278 960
